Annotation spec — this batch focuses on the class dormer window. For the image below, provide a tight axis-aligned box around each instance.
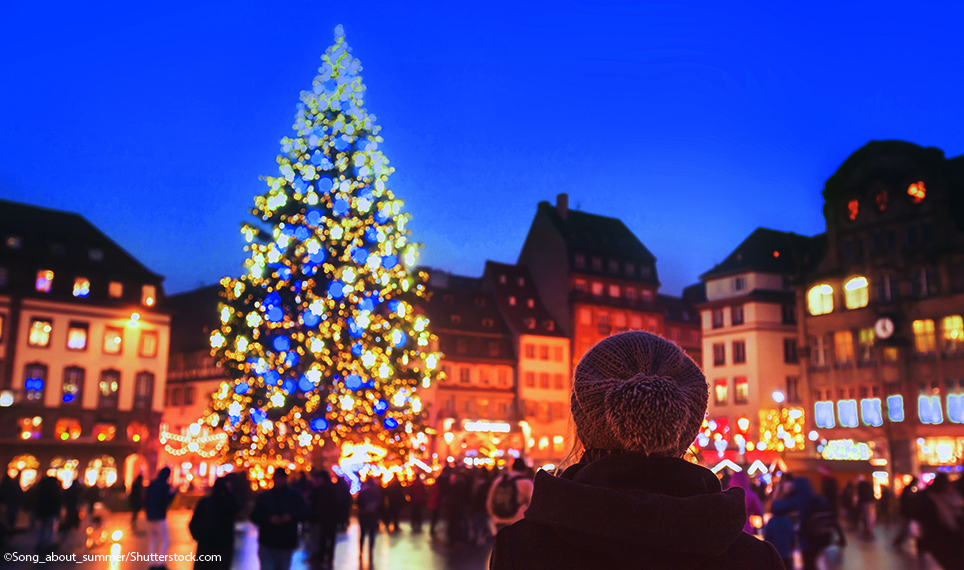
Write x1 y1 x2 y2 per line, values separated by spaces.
524 317 536 329
517 277 525 287
608 260 619 273
73 278 90 298
443 294 454 305
734 277 746 291
527 299 535 308
482 318 494 328
592 257 602 271
574 254 586 269
907 181 926 204
508 296 516 306
847 199 859 221
544 320 555 331
499 274 507 284
109 281 124 299
808 284 834 315
35 270 54 293
142 285 157 307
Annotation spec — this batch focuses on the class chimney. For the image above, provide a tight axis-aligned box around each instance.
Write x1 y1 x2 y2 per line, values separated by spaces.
556 193 569 220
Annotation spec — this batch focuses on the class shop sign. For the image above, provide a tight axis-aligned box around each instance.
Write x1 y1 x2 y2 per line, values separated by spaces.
820 439 873 461
464 420 511 433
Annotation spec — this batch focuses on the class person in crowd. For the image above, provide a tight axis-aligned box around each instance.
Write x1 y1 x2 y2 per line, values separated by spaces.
878 484 893 526
34 474 62 553
469 468 493 545
129 474 145 532
893 476 920 551
445 469 471 545
428 467 450 537
727 471 763 535
251 469 308 570
332 475 352 532
916 473 964 570
84 482 103 516
772 476 845 570
764 479 796 570
855 475 876 539
490 331 784 569
307 470 338 568
819 476 846 548
189 477 238 570
146 467 177 570
356 477 382 564
840 481 858 530
408 475 426 532
59 478 84 547
0 471 23 532
486 458 533 533
385 476 406 533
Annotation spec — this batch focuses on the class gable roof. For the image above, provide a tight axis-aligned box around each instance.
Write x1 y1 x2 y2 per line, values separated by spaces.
166 284 223 353
537 201 657 263
482 260 566 338
700 227 815 281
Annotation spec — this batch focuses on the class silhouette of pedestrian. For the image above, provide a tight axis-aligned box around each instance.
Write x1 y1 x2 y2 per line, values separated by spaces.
145 467 177 570
251 470 308 570
34 474 62 554
129 474 145 532
189 477 238 570
356 478 382 564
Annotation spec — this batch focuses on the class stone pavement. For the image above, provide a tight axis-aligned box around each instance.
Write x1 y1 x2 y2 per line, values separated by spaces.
0 509 949 570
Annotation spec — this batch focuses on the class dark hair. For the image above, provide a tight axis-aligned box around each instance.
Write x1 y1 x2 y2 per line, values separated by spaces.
512 457 527 472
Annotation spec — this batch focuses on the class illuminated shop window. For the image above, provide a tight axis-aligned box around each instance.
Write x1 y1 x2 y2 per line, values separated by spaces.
28 319 52 347
103 327 123 354
62 367 84 404
821 439 872 461
19 416 42 439
35 270 54 293
860 398 883 427
84 456 117 487
734 377 748 404
55 418 81 441
858 328 875 363
887 395 905 422
837 400 859 428
127 422 149 443
98 370 120 408
139 331 159 357
108 281 123 299
93 423 116 442
918 395 943 425
66 322 88 350
8 455 39 488
23 364 46 402
141 285 156 307
883 347 899 363
843 277 869 309
834 331 854 366
847 199 859 220
72 278 90 298
907 181 926 204
714 379 728 405
608 285 620 298
913 319 936 354
948 393 964 424
807 284 834 315
941 316 963 352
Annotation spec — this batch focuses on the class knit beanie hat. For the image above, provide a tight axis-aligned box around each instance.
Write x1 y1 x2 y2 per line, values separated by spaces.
571 331 708 458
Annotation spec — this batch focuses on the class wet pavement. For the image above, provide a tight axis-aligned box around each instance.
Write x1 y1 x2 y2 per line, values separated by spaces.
0 509 949 570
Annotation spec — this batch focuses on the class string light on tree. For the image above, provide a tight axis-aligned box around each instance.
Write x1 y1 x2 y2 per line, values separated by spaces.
207 25 442 473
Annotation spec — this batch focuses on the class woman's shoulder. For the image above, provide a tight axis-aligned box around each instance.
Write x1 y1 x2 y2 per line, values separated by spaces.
702 533 784 570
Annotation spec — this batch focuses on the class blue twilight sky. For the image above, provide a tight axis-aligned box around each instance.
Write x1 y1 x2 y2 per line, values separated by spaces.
2 1 963 296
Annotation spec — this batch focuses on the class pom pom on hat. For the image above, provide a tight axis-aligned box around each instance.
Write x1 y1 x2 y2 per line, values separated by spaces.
571 331 708 457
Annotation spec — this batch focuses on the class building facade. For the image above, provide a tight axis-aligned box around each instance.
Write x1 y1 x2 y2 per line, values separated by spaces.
0 200 170 490
518 194 700 368
801 141 964 483
697 228 813 462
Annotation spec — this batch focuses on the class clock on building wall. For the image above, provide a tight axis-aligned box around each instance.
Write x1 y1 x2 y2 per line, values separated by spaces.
874 316 895 339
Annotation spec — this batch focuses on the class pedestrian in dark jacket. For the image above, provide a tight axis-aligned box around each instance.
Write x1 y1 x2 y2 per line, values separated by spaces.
189 477 238 570
145 467 177 569
855 476 876 538
59 479 84 545
490 331 783 570
332 475 351 532
893 476 920 551
356 478 382 564
0 471 23 531
306 470 338 567
408 475 426 532
916 474 964 570
772 476 844 570
34 475 62 553
250 470 308 570
129 474 145 532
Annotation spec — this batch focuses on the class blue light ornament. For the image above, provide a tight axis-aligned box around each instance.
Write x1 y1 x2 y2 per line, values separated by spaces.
374 209 390 224
303 311 321 327
265 292 282 308
251 409 267 424
351 342 364 356
351 247 368 264
386 299 401 314
392 331 407 348
374 400 388 414
266 306 284 322
285 352 299 367
282 379 296 394
345 374 362 390
384 418 398 429
277 267 291 281
317 177 334 193
381 255 398 269
294 226 310 241
309 249 326 264
273 336 291 352
306 209 323 226
358 296 374 312
310 417 329 431
264 370 281 386
333 199 349 216
235 382 250 395
298 375 313 392
328 281 345 299
364 228 379 243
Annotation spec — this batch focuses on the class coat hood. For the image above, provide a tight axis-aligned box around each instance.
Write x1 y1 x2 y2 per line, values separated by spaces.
523 453 748 569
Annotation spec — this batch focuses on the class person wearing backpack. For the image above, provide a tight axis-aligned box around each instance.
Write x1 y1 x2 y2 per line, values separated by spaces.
772 476 844 570
486 458 533 531
189 477 238 570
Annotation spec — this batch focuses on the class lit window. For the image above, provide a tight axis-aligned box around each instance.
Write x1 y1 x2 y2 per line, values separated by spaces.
807 284 834 315
941 316 963 352
834 331 854 366
524 372 535 387
66 322 88 350
574 279 587 292
88 248 104 261
133 372 154 408
19 417 42 440
918 395 943 425
23 364 47 402
837 400 859 428
98 370 120 407
62 367 84 404
887 395 904 422
861 398 883 427
139 331 159 358
591 282 603 296
913 319 936 354
141 285 156 307
907 181 926 204
103 327 123 354
843 277 869 309
630 315 642 329
459 367 471 383
35 270 54 293
946 394 963 424
641 289 653 302
73 278 90 298
579 308 591 325
847 199 859 220
28 319 52 347
810 336 828 367
875 189 889 212
93 423 116 442
734 277 746 291
735 377 748 404
625 288 637 301
539 373 550 388
108 281 123 299
714 379 728 405
858 328 874 363
525 344 535 358
883 347 899 362
609 285 620 298
128 422 149 443
55 418 81 441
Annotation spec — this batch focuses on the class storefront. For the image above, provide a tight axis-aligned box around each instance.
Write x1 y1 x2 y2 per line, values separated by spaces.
435 419 529 468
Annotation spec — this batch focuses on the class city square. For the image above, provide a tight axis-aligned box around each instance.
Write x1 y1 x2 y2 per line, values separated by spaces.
1 2 963 569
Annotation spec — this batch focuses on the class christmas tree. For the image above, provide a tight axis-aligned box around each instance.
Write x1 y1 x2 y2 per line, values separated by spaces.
207 25 442 474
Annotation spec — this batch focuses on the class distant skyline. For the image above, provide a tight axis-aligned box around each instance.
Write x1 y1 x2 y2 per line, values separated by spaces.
2 1 963 296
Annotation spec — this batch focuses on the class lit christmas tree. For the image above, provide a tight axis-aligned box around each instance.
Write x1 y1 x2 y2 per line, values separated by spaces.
207 25 442 475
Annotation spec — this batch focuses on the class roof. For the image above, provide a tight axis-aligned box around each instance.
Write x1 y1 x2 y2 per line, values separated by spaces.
682 282 707 304
482 261 567 338
422 273 516 362
700 227 816 281
537 201 657 263
0 198 163 281
657 293 700 325
166 284 223 353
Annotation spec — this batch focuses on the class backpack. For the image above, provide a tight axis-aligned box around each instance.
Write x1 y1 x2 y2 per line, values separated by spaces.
490 475 521 519
801 498 837 550
189 497 213 544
